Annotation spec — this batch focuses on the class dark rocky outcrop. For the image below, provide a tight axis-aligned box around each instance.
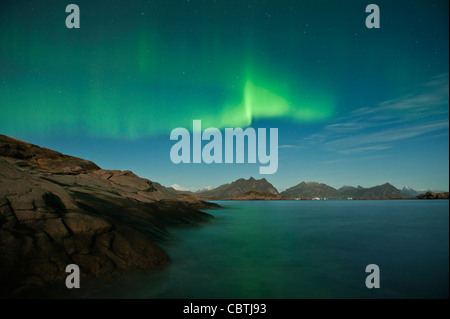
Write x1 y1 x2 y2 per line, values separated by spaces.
0 134 100 174
417 192 449 199
0 134 218 297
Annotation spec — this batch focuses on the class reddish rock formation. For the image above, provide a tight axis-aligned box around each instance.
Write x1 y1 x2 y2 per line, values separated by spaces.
0 134 217 297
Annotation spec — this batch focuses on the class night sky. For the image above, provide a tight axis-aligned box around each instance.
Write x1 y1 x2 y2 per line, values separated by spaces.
0 0 448 191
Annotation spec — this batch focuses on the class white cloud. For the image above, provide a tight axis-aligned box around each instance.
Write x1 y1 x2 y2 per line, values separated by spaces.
360 73 449 118
279 144 304 149
326 120 448 150
338 145 392 155
302 74 449 154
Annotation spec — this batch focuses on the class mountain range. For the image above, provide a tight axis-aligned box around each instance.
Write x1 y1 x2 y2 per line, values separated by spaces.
279 181 409 199
149 175 443 201
195 180 426 200
337 183 406 199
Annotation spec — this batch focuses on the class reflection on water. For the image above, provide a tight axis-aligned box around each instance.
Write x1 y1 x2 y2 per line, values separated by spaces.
81 200 449 299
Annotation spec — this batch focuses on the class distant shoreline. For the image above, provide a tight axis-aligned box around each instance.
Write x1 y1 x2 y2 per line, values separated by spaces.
206 195 450 201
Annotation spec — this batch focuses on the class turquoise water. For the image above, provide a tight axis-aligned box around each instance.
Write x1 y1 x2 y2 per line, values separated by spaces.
88 200 449 299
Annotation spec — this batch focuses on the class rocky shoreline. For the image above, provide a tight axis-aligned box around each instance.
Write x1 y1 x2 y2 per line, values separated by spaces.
0 135 218 297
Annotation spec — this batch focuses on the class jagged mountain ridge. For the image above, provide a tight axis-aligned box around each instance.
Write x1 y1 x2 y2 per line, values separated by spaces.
189 178 442 200
281 181 343 198
339 183 406 199
281 182 408 199
194 179 422 200
196 177 280 199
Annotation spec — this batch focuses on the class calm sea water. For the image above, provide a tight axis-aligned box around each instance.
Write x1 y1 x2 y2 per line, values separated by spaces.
84 200 449 299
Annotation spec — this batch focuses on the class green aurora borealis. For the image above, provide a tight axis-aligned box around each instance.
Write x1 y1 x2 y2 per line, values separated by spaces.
0 0 422 138
0 1 342 138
